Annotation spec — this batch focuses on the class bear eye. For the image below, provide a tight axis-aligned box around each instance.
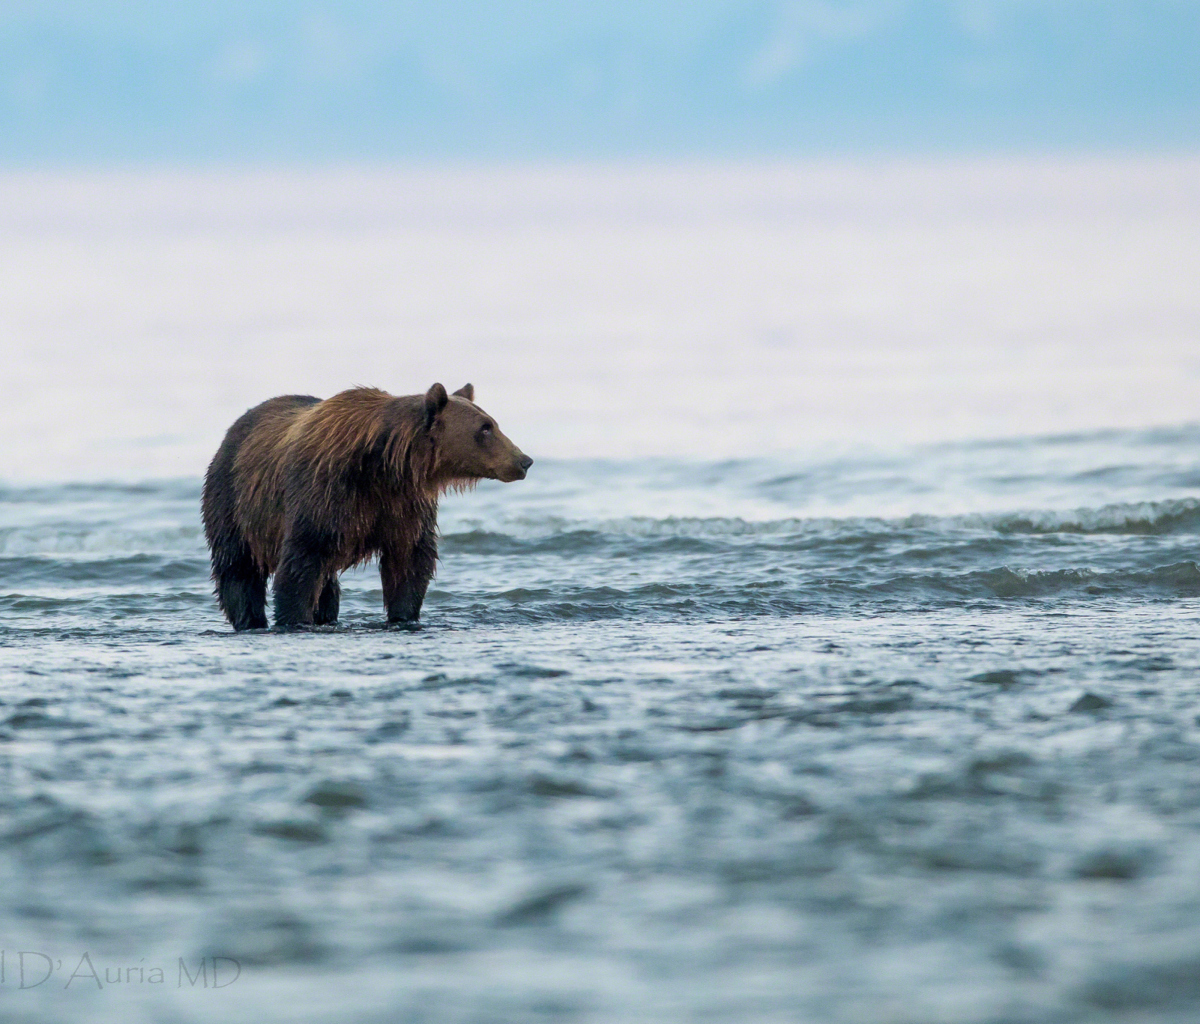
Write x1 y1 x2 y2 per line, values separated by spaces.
478 422 493 440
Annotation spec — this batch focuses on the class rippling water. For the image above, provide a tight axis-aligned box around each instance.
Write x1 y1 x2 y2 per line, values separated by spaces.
3 427 1200 1022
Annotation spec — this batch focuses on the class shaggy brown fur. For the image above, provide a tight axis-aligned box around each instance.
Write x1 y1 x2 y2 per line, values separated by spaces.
202 383 531 630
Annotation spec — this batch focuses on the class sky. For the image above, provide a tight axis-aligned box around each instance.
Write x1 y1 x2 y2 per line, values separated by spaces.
2 0 1198 162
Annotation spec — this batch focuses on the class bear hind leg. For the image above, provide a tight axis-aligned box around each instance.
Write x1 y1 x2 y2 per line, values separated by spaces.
273 521 335 629
213 549 268 631
313 577 340 626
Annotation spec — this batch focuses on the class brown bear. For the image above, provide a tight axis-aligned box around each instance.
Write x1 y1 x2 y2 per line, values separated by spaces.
201 383 531 630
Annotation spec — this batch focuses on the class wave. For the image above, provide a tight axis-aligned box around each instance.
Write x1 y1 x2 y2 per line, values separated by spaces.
0 479 202 504
440 499 1200 557
3 472 1198 628
4 561 1194 632
979 499 1200 536
0 554 208 585
417 561 1200 622
0 590 211 617
877 561 1200 599
0 525 204 557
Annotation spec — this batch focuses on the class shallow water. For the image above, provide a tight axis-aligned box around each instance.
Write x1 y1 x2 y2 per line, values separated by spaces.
2 428 1200 1022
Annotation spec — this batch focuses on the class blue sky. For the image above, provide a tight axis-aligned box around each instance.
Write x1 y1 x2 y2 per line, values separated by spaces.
2 1 1198 161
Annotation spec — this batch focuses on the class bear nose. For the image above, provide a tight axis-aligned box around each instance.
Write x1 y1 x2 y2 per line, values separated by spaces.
518 455 533 471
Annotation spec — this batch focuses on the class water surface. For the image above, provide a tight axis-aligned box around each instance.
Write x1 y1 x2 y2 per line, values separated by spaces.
2 429 1200 1021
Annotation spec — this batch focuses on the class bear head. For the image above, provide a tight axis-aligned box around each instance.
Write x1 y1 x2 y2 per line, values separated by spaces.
424 383 532 485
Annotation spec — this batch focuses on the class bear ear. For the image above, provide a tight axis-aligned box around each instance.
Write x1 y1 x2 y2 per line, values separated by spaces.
452 383 474 402
424 383 449 429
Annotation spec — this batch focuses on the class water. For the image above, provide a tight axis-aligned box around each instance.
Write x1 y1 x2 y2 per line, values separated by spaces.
1 426 1200 1022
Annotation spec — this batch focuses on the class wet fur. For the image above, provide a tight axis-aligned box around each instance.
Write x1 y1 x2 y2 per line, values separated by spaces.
202 385 529 630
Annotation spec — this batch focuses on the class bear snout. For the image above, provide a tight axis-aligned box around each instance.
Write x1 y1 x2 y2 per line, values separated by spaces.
503 454 532 481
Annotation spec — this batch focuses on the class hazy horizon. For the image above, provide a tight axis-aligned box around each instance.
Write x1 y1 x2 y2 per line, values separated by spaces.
2 155 1197 483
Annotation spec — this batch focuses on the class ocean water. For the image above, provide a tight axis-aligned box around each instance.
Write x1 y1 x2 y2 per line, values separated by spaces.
2 427 1200 1023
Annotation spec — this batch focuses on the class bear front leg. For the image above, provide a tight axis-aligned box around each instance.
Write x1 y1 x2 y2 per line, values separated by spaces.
273 521 336 629
381 526 437 624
